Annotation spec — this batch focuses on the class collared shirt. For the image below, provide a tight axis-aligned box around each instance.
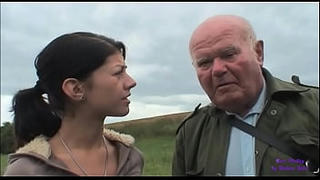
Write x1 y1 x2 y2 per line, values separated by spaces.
225 78 267 176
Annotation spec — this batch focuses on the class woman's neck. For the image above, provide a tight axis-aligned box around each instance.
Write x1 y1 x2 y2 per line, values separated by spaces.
57 111 106 150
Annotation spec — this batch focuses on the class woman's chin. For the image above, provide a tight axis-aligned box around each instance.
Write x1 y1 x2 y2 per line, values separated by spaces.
109 108 129 117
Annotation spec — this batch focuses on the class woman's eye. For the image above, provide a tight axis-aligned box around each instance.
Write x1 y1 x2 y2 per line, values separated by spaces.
114 67 127 76
115 71 123 75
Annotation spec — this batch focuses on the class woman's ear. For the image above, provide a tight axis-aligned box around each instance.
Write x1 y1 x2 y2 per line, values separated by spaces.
62 78 86 101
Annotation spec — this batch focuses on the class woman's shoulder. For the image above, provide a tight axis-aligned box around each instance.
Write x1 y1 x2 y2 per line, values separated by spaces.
4 135 74 176
14 135 51 158
103 128 135 147
4 153 45 175
4 136 50 175
103 128 143 161
103 128 144 175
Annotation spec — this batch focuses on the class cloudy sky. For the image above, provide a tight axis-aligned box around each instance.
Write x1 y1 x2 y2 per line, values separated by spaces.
1 2 319 125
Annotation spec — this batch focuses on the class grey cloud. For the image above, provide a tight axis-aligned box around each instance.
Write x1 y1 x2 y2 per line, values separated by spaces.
1 2 319 125
1 2 318 97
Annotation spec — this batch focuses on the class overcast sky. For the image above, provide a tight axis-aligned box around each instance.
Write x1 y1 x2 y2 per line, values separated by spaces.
1 2 319 125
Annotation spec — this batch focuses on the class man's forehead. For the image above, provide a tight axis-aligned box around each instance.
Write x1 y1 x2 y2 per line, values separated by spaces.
190 16 247 47
190 29 237 53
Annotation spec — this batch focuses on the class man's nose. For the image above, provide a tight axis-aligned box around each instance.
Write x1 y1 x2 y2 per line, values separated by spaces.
212 58 227 77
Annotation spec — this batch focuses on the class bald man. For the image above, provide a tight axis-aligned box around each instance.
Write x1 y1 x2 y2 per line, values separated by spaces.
172 15 318 176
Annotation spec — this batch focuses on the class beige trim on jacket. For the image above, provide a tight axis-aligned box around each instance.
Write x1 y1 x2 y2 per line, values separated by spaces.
4 129 144 176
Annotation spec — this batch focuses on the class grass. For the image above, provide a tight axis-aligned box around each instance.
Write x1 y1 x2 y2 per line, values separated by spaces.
135 135 175 175
0 112 190 176
107 112 189 175
1 154 8 175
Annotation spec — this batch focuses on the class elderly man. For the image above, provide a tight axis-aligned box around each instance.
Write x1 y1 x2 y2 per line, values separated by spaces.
172 15 318 176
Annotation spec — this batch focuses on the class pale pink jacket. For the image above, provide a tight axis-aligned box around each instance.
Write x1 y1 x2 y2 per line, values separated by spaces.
4 129 144 176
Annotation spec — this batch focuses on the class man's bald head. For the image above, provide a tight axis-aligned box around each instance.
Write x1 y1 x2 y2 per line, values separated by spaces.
188 14 264 116
189 15 257 55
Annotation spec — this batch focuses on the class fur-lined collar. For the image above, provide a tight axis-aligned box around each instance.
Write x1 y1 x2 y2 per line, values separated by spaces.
15 128 135 159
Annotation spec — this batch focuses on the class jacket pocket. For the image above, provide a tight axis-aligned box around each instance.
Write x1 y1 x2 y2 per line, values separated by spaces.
290 133 319 173
290 134 318 147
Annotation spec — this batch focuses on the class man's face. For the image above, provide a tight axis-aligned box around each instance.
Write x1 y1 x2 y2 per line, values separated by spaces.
190 18 264 116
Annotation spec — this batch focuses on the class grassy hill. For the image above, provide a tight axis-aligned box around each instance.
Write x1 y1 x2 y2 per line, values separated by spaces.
105 112 190 175
106 112 190 138
1 111 190 176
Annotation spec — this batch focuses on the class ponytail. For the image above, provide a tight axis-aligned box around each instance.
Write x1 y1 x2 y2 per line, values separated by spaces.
11 82 61 149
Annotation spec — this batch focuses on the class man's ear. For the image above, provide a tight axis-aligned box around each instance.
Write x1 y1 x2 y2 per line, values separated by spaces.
255 40 264 66
62 78 85 101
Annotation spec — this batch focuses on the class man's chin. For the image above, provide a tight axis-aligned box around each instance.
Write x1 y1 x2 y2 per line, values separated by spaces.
214 97 240 110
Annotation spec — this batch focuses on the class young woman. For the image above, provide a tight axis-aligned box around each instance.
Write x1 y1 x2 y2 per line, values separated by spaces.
4 32 144 176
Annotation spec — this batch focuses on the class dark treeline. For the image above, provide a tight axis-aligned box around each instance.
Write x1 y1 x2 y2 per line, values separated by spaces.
1 122 15 154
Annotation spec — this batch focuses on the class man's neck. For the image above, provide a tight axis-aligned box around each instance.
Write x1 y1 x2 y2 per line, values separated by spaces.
226 77 267 119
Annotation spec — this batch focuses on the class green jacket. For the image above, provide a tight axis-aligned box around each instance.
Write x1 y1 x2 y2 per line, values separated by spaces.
172 68 318 176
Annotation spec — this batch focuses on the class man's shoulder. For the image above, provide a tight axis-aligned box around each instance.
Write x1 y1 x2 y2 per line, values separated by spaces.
290 75 319 100
270 74 318 96
175 103 213 135
263 68 318 95
291 75 319 90
270 74 319 107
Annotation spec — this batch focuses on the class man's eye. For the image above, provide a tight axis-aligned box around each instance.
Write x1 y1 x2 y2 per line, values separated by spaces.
197 58 213 68
220 48 239 59
221 52 235 59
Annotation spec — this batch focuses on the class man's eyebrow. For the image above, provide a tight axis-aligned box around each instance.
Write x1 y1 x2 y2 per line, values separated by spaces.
194 45 240 60
217 46 240 53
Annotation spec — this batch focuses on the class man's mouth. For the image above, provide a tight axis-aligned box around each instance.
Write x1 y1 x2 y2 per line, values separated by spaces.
217 82 235 88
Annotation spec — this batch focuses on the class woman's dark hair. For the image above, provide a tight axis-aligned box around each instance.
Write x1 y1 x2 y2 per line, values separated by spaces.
11 32 126 148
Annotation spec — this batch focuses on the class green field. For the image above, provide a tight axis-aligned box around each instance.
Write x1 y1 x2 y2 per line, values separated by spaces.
135 135 175 175
1 154 8 175
0 112 189 176
107 112 188 175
